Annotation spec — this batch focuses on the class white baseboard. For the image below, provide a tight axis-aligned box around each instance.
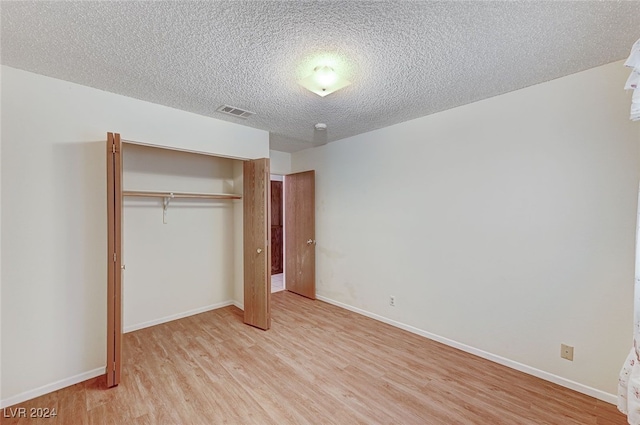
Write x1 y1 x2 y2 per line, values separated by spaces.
0 367 105 409
3 296 615 410
316 295 617 405
124 300 235 333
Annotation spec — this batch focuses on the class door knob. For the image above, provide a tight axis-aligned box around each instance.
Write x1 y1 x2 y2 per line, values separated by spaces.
121 265 126 270
257 248 262 254
306 239 315 245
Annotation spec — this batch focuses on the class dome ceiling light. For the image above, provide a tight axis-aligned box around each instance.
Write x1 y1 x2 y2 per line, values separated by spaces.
298 65 351 97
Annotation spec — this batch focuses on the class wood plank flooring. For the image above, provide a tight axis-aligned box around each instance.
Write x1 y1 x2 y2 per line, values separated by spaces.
1 291 627 424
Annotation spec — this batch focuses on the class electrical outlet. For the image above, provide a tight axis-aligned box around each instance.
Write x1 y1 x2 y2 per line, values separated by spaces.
390 296 395 307
561 344 574 361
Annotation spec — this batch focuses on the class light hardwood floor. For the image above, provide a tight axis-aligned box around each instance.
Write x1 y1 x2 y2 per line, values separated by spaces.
2 291 626 424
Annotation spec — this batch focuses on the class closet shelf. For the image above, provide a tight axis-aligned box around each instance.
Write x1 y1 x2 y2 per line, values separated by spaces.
123 190 241 200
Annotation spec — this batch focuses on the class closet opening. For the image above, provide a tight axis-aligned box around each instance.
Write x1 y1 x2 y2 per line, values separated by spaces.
107 133 316 389
106 132 271 387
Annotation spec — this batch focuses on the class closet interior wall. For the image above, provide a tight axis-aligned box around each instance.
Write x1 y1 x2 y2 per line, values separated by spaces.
122 143 241 332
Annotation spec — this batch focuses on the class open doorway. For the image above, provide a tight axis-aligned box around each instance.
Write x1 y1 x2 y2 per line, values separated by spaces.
271 174 285 293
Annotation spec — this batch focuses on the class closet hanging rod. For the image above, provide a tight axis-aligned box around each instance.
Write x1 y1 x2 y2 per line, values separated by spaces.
123 190 241 200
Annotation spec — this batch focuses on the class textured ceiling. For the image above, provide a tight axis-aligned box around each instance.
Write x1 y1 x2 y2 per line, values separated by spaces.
2 1 640 153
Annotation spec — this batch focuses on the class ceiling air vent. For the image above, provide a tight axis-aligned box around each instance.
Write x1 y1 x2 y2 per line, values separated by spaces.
216 105 255 119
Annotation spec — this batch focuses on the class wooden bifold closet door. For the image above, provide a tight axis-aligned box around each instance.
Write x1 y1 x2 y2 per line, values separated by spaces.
106 132 123 388
243 158 271 330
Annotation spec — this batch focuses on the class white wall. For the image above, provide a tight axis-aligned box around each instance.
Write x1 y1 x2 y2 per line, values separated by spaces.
269 149 292 175
293 61 640 400
122 144 240 332
0 66 268 406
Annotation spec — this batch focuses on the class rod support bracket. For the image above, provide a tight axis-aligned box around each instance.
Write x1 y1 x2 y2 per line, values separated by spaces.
162 192 174 224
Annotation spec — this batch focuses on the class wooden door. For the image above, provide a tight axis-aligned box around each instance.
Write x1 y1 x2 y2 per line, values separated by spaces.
243 158 271 330
106 132 123 387
285 171 316 299
271 181 283 275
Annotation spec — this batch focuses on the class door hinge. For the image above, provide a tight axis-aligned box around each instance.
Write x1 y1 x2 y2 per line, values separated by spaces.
113 253 117 263
112 143 116 154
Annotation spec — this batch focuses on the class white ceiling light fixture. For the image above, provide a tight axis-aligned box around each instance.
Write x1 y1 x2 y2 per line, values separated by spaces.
299 66 351 97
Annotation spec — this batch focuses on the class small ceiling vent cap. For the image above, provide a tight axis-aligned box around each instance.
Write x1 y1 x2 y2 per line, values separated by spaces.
217 105 255 119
